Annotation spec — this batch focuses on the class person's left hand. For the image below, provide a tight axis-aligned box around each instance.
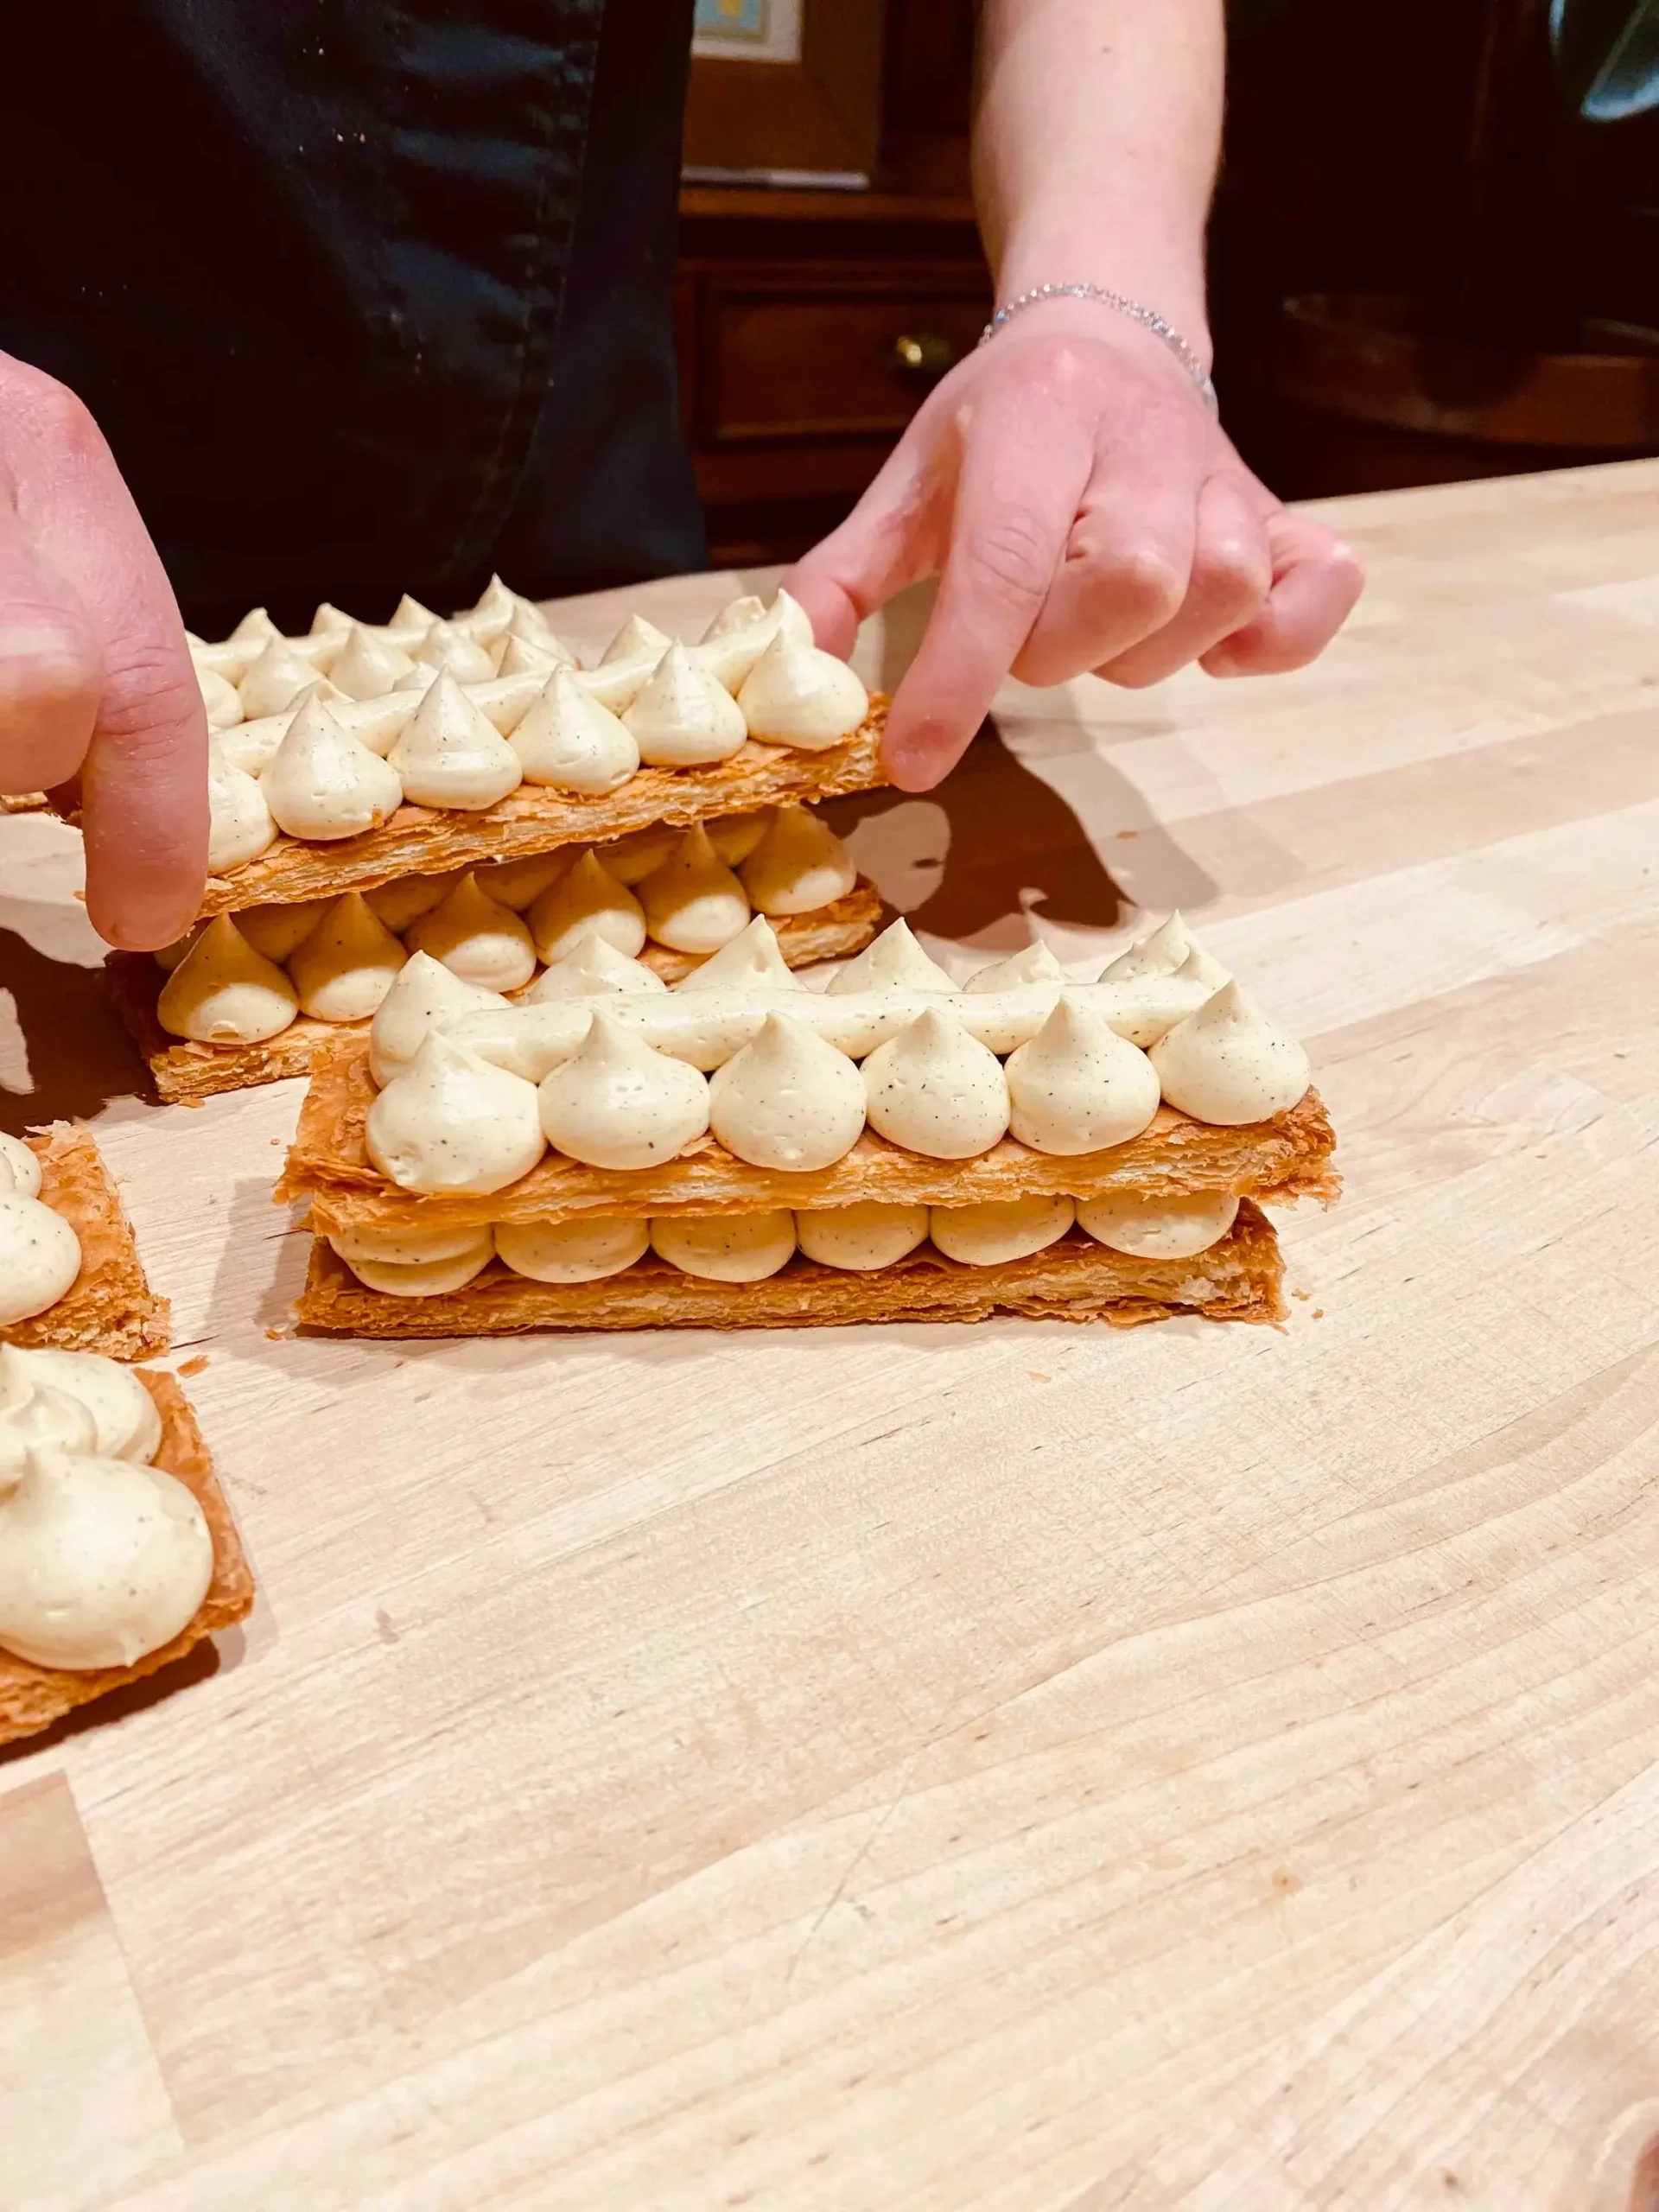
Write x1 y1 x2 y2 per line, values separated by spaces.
786 302 1364 792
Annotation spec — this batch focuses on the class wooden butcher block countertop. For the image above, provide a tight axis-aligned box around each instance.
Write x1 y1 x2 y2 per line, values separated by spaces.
3 458 1658 2212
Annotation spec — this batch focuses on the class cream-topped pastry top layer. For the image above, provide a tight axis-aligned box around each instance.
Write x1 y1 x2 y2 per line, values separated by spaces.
0 1350 212 1672
192 585 871 868
359 914 1313 1196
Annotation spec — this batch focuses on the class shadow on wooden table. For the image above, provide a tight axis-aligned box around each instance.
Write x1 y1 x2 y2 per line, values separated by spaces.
823 718 1216 953
0 1629 246 1770
0 919 149 1135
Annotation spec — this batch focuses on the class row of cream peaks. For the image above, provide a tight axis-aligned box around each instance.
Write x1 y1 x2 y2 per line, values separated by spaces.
199 588 868 863
328 1189 1246 1301
0 1344 211 1674
158 809 858 1045
357 916 1312 1196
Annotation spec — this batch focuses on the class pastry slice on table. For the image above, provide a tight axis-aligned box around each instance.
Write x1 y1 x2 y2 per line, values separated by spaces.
0 1354 254 1747
278 912 1339 1338
0 1125 168 1361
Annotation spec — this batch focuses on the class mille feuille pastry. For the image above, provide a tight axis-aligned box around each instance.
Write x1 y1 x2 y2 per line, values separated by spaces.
0 1125 169 1360
112 581 887 1103
0 1351 254 1746
282 911 1339 1338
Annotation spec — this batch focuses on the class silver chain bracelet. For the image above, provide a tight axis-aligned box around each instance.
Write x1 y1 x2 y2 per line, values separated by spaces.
979 283 1218 413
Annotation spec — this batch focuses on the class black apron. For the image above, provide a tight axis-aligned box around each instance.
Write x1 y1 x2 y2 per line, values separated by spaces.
0 0 705 637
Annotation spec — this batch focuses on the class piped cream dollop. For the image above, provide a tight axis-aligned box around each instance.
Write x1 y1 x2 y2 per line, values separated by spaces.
236 898 332 962
496 630 563 681
207 737 278 873
389 671 523 810
739 805 856 916
650 1211 795 1283
795 1202 930 1273
475 852 568 912
452 574 521 644
504 599 568 655
191 604 280 682
0 1447 213 1670
599 824 678 885
861 1009 1011 1159
406 872 537 991
328 1219 495 1268
288 893 409 1021
537 1013 710 1169
366 1033 545 1195
0 1380 96 1475
601 613 673 666
965 941 1065 994
335 1236 496 1298
0 1134 42 1200
377 592 440 645
154 930 201 974
494 1215 650 1284
0 1344 162 1463
368 952 508 1086
411 618 497 685
218 709 296 777
1076 1191 1241 1258
829 918 956 997
197 665 244 731
528 935 667 1001
364 874 454 935
0 1198 81 1327
709 1014 866 1171
638 825 751 954
1003 996 1162 1155
705 809 772 866
694 588 813 691
702 593 767 638
1148 982 1312 1125
1099 912 1231 991
308 602 356 645
262 692 404 841
157 914 299 1043
736 630 868 749
238 638 328 720
334 691 421 755
527 850 646 963
328 623 416 701
510 669 639 792
622 645 748 767
676 915 800 995
930 1195 1076 1267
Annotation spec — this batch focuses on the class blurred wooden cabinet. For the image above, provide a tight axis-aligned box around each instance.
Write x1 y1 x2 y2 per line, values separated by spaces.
677 0 986 568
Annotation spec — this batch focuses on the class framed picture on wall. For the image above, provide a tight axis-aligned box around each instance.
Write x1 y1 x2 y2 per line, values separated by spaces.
683 0 887 185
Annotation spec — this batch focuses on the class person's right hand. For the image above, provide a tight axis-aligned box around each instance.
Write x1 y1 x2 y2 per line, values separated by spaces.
1 351 207 950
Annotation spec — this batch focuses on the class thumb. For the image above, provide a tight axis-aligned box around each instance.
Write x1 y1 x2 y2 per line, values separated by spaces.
3 358 208 950
784 442 938 658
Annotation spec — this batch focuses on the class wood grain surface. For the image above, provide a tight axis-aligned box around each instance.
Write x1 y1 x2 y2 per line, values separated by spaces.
1 460 1657 2211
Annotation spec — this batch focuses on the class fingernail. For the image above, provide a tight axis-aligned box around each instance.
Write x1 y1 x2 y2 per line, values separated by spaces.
884 737 935 791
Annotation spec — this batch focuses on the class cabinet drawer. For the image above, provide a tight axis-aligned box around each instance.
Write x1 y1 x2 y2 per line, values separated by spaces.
693 266 990 443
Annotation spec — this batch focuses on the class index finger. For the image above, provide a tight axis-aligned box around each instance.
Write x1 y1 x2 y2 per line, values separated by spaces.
11 369 208 948
883 388 1092 791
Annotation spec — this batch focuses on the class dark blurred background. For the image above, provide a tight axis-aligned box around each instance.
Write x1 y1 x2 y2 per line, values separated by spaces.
677 0 1659 567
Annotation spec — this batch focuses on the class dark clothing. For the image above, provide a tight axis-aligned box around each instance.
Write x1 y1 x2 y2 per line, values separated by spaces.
0 0 705 635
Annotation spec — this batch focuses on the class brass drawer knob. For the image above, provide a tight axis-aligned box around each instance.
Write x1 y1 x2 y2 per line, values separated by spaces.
893 332 956 378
